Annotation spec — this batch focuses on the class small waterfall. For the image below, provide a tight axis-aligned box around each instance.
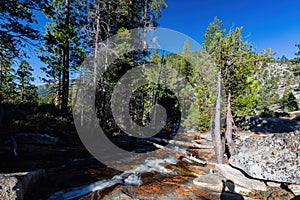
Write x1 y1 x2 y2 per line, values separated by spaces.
48 178 123 200
48 156 177 200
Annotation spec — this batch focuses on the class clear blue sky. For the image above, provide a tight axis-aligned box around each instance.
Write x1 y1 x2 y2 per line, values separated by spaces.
159 0 300 59
27 0 300 85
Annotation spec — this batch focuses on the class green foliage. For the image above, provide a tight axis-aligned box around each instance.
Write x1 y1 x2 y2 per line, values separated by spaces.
158 47 217 131
0 61 17 102
39 0 86 80
291 43 300 88
280 87 299 112
202 17 273 116
182 102 202 130
0 0 44 60
233 78 260 115
149 0 167 19
256 65 281 108
1 103 76 139
16 60 38 102
202 16 225 53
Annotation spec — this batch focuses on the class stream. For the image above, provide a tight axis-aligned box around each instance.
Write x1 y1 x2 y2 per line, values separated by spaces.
46 132 208 199
1 131 218 199
48 156 178 200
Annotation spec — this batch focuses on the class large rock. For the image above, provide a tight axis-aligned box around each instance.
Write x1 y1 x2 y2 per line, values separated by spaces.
0 170 44 200
288 184 300 196
230 131 300 184
193 174 253 194
215 164 267 191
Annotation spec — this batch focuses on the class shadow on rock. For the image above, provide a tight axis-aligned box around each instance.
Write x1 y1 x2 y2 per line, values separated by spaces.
220 180 244 200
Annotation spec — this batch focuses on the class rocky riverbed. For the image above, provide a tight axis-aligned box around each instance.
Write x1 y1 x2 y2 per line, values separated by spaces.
1 117 300 199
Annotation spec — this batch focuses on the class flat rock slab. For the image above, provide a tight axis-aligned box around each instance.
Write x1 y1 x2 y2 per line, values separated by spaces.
215 164 267 191
193 174 224 192
193 174 252 194
289 184 300 196
230 131 300 184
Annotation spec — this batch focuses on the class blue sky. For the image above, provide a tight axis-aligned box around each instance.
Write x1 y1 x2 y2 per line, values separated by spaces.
25 0 300 85
158 0 300 59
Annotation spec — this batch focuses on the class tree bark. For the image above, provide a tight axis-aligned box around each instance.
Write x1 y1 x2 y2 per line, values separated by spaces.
21 80 24 101
0 62 2 103
61 0 70 113
62 46 69 113
211 68 224 164
93 0 100 86
55 51 62 108
225 90 235 156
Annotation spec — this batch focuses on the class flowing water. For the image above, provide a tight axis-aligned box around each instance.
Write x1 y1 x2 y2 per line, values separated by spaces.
48 156 178 199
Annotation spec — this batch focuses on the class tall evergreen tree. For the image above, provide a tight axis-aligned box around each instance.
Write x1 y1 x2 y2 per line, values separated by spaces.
79 0 167 126
0 61 17 103
39 0 85 112
202 17 273 162
0 0 47 60
280 86 299 112
0 0 48 102
16 60 37 102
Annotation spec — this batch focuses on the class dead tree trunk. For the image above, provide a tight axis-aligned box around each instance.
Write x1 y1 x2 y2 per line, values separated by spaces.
225 90 235 156
211 68 224 164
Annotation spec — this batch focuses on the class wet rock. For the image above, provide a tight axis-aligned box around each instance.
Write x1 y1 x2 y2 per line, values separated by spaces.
215 164 267 191
99 175 210 200
0 169 44 200
230 131 300 184
101 188 133 200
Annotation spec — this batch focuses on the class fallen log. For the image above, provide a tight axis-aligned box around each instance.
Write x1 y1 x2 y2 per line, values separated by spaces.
148 137 214 149
149 141 209 165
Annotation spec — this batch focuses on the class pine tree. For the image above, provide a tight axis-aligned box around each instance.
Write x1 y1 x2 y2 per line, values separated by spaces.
0 61 17 103
15 60 38 102
0 0 48 103
280 86 299 112
39 0 85 112
0 0 46 61
79 0 167 127
202 17 273 162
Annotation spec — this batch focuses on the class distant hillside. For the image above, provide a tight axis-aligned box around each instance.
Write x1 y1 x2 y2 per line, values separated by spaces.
37 79 77 100
37 85 53 99
266 62 299 99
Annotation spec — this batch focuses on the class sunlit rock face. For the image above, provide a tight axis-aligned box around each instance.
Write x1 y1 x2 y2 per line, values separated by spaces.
229 131 300 184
